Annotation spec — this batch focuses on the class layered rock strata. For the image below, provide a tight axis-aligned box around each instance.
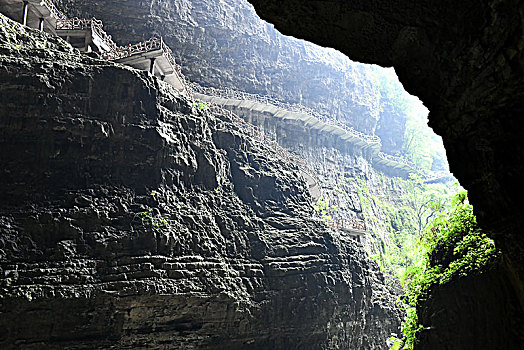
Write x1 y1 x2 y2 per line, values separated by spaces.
55 0 410 148
0 14 400 349
244 0 524 347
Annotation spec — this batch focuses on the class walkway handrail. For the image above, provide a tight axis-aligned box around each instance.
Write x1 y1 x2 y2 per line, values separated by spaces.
100 37 188 89
56 17 101 30
328 217 367 232
159 38 177 72
189 82 382 146
40 0 67 20
56 17 117 49
101 38 182 72
91 20 117 49
377 152 415 168
205 100 323 197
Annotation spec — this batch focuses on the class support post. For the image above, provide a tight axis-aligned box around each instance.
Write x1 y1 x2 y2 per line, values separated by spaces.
22 1 29 26
39 17 44 31
84 32 92 53
149 58 156 75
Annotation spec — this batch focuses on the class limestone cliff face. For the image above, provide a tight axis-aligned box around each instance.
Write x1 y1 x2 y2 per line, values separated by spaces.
0 14 400 349
243 0 524 348
55 0 410 149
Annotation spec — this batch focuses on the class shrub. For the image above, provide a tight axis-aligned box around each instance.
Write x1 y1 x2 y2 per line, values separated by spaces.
399 191 499 349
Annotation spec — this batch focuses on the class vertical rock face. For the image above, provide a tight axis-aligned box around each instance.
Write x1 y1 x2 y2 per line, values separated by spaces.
243 0 524 347
55 0 409 146
0 15 400 349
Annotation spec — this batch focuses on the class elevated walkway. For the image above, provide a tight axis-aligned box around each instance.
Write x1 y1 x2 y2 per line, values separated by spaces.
55 17 116 53
101 38 185 91
0 0 65 33
424 171 455 184
0 0 187 91
191 85 422 178
328 218 367 243
372 152 414 177
190 83 382 153
193 92 382 157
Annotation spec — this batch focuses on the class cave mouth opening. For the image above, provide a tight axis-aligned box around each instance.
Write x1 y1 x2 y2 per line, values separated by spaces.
215 2 505 347
1 0 518 348
240 0 522 347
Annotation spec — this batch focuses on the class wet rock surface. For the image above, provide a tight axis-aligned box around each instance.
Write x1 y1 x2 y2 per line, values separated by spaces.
244 0 524 347
0 15 400 349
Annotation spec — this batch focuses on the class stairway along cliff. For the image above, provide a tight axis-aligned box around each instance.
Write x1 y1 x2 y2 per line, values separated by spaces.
0 13 401 349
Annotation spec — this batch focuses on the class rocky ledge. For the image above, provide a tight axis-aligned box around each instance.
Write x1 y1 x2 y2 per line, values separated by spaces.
0 14 400 349
245 0 524 348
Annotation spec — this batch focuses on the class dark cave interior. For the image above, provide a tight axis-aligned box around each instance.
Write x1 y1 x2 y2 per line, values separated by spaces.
246 0 524 347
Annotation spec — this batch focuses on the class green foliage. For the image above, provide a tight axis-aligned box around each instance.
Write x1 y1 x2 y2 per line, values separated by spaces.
350 174 449 283
314 196 334 221
132 209 168 233
399 191 499 349
193 99 209 111
401 174 449 236
387 336 403 350
402 104 447 171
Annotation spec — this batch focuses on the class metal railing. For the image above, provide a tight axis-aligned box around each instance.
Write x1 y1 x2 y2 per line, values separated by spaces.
40 0 66 20
56 17 117 50
189 82 382 147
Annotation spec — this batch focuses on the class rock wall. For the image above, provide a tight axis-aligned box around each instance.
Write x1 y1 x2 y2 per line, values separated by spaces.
0 14 400 349
244 0 524 347
55 0 412 149
195 93 431 278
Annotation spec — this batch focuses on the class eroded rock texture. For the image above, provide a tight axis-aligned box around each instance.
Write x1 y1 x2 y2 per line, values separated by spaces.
55 0 409 148
0 15 400 349
245 0 524 347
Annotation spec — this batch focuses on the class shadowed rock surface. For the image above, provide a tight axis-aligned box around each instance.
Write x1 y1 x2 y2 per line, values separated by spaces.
0 14 400 349
54 0 410 151
244 0 524 348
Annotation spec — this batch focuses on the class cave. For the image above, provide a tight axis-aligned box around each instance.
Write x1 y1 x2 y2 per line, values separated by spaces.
245 0 524 348
0 0 523 349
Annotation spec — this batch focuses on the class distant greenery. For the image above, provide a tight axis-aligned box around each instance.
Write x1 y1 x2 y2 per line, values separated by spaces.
376 68 446 172
398 191 499 349
352 174 450 282
193 99 209 111
402 107 447 171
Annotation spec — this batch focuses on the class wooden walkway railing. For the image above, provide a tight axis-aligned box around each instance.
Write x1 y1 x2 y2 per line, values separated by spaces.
101 37 170 64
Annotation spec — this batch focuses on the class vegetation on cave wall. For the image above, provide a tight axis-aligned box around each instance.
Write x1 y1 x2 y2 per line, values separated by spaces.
402 104 448 171
352 173 452 284
397 191 500 349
